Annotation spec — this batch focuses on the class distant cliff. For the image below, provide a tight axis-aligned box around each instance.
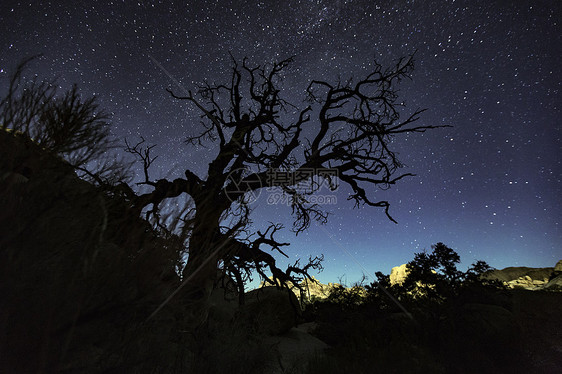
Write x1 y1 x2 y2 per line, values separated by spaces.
482 260 562 290
387 260 562 291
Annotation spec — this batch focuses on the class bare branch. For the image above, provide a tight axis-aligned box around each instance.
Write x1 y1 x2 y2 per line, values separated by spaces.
138 53 446 316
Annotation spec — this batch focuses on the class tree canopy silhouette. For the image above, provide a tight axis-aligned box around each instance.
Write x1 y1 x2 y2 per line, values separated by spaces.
120 53 445 324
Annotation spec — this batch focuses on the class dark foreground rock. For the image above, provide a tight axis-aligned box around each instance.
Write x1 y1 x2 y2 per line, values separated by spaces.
238 286 302 335
1 130 184 372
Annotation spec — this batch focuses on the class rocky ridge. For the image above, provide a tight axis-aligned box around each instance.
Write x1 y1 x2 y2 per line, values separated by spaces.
388 261 562 291
257 259 562 303
258 276 347 301
482 261 562 290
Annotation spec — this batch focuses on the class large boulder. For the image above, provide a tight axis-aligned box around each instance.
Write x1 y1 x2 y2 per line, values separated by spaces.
545 274 562 290
238 286 301 335
554 260 562 273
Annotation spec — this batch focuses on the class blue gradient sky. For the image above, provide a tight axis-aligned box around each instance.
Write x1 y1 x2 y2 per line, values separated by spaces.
1 0 560 285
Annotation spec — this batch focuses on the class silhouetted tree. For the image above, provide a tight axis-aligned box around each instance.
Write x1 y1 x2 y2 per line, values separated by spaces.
124 53 445 325
362 243 504 317
395 242 499 302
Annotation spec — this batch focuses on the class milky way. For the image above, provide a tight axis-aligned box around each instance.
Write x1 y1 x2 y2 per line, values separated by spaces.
1 0 560 284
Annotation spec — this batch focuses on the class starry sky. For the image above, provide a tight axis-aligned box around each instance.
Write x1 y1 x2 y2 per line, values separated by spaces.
1 0 560 286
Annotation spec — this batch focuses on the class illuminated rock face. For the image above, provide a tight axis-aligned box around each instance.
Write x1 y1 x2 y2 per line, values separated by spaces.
390 264 409 286
482 262 562 291
258 276 343 301
297 276 344 300
506 275 550 290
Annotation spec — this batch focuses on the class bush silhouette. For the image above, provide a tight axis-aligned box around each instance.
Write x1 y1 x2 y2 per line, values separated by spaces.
305 243 528 374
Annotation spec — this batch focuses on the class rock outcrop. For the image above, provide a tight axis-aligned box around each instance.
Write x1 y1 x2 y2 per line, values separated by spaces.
239 286 302 335
258 276 344 301
545 274 562 290
298 276 344 300
0 130 183 372
482 262 562 291
390 264 409 285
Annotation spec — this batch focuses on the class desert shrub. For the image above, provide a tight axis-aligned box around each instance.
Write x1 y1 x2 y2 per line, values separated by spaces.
326 284 367 309
0 56 132 185
364 243 506 309
306 243 521 374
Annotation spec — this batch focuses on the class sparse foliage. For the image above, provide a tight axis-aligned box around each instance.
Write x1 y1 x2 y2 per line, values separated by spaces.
308 244 521 374
0 55 132 185
364 242 504 309
401 242 500 300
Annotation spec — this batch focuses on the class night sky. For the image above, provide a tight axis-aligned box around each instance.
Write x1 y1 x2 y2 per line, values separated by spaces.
1 0 560 286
